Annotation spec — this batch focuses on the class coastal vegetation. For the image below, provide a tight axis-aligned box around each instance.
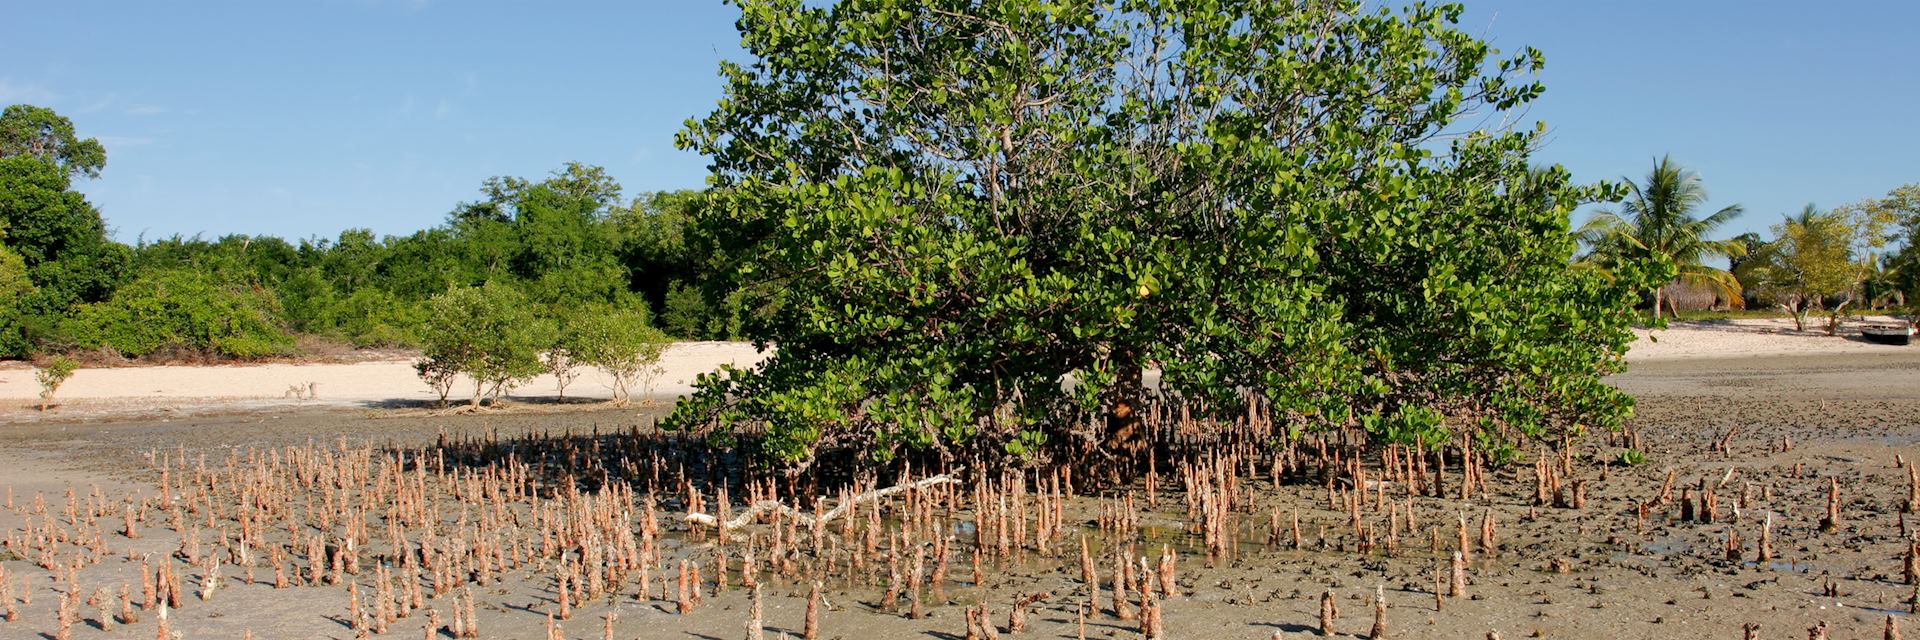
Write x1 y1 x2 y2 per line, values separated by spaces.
0 4 1913 472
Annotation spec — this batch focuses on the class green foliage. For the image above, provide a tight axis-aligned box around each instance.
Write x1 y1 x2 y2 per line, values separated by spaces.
564 305 670 404
1576 156 1743 318
1744 205 1872 333
0 106 730 362
0 243 34 356
1615 449 1648 466
0 106 130 358
661 281 712 339
671 0 1652 468
65 268 294 358
1363 406 1450 448
1841 184 1919 307
416 283 555 407
0 105 106 179
35 354 77 410
414 358 459 407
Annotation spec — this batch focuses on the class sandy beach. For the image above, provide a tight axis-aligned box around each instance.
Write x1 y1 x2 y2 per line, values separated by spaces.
0 318 1909 420
0 341 771 419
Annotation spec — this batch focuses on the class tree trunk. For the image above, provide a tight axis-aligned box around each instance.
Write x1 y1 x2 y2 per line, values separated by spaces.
1826 298 1852 336
1651 288 1664 322
1102 362 1148 482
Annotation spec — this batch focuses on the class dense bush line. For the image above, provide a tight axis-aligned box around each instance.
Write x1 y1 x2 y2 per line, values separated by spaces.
1 105 774 361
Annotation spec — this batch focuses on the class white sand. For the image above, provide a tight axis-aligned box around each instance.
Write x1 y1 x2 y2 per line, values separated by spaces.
0 341 770 412
0 318 1911 415
1624 317 1913 361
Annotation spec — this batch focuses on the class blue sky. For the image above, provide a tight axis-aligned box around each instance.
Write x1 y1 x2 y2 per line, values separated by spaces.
4 1 1916 245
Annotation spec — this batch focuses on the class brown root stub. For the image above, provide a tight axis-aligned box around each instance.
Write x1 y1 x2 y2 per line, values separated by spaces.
1010 592 1048 635
1906 539 1920 586
1319 589 1338 637
805 581 823 640
1906 464 1919 514
1819 477 1842 533
1757 514 1774 565
1367 585 1388 640
1450 551 1468 598
746 583 765 640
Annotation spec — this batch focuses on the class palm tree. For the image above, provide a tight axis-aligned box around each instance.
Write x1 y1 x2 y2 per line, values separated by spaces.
1576 155 1746 319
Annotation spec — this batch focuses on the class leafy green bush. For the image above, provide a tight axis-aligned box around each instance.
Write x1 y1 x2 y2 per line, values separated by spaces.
564 305 670 404
415 282 554 407
670 0 1655 470
64 268 292 358
325 289 426 347
660 282 710 340
35 354 77 410
0 243 33 357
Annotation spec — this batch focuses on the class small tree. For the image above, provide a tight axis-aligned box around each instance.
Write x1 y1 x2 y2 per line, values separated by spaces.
418 283 554 408
1755 206 1870 334
413 358 459 408
542 347 581 400
35 354 77 411
569 307 670 405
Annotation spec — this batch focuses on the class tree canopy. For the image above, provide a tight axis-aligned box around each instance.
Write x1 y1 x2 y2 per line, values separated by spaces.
0 106 130 356
1577 155 1744 317
0 105 106 179
1739 204 1886 332
670 0 1655 472
0 107 747 361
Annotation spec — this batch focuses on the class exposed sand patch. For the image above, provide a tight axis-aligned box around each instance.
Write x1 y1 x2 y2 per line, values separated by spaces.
0 341 769 417
1 319 1911 419
1625 316 1913 361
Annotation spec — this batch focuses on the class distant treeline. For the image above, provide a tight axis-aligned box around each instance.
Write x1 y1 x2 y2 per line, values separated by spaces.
2 105 772 360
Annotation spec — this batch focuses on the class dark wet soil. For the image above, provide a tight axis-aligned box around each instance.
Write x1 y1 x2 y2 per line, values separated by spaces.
1 351 1917 640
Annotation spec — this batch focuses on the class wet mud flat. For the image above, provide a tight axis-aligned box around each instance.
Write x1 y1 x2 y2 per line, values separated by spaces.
0 350 1916 640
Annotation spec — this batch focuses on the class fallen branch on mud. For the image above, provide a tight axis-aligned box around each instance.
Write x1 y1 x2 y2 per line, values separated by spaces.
683 470 963 530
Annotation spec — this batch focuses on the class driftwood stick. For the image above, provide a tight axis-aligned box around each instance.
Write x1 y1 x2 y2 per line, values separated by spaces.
685 471 963 530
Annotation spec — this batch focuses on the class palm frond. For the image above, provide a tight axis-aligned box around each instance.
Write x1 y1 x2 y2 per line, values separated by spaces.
1675 265 1745 307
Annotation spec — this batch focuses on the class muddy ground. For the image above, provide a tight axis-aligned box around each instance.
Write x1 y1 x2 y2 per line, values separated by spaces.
1 349 1918 639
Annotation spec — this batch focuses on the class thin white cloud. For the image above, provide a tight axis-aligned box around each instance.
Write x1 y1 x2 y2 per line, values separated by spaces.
124 105 168 116
0 78 59 105
77 96 116 114
434 98 451 118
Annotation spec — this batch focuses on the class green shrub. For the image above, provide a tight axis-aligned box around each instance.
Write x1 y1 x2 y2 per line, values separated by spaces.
416 282 553 407
34 354 77 410
565 305 670 404
325 289 425 348
64 268 292 358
